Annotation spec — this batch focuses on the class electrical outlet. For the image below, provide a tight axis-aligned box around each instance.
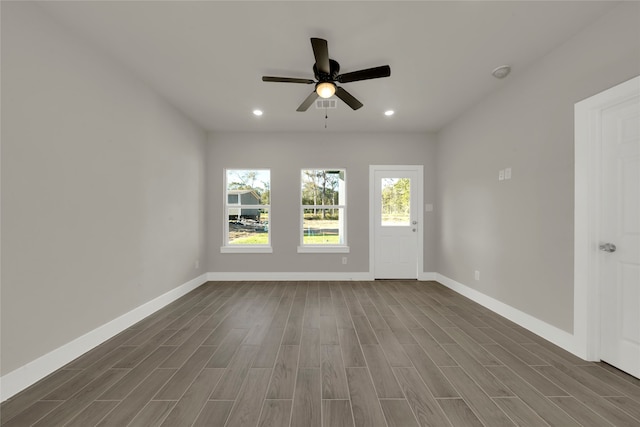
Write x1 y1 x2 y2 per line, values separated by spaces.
474 270 480 280
498 170 505 181
342 257 348 265
505 167 512 180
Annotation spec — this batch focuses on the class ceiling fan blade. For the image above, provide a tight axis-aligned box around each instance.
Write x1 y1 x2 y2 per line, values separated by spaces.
311 38 330 75
337 65 391 83
262 76 315 84
297 91 319 112
335 87 363 110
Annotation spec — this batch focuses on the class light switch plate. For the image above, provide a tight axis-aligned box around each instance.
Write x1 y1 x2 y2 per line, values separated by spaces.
499 170 505 181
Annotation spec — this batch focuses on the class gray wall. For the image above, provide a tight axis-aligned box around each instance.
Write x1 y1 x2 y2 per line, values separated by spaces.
206 132 437 274
435 2 640 333
1 2 207 375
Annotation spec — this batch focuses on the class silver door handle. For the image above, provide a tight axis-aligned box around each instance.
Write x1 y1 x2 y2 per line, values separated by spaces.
599 243 616 253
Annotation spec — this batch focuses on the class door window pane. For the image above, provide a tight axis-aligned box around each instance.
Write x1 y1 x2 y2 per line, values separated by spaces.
381 178 410 226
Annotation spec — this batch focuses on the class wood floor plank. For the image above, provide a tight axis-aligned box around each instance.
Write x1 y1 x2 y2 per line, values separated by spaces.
351 316 378 345
0 368 80 423
409 328 457 367
266 345 299 399
253 327 285 368
155 346 216 400
492 397 549 427
224 368 272 427
44 346 135 400
360 345 404 398
64 401 119 427
393 367 452 427
374 328 412 367
322 400 354 427
338 327 366 367
127 400 176 427
534 365 640 426
548 396 615 427
258 400 293 427
380 399 420 427
441 343 512 397
440 367 515 426
210 345 259 400
321 345 349 399
31 369 128 427
1 400 62 427
320 315 340 345
345 367 386 427
160 329 213 368
487 366 582 427
580 365 640 403
291 368 322 427
99 346 175 400
160 368 224 427
446 327 504 366
299 328 321 368
402 344 458 398
483 344 569 397
95 368 176 426
192 401 233 427
207 328 250 368
437 398 483 427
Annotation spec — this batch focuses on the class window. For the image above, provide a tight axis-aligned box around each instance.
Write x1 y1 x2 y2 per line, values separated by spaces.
299 169 348 253
381 178 411 226
221 169 271 253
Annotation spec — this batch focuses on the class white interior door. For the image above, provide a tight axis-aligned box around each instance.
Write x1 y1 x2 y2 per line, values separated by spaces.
371 166 422 279
599 86 640 378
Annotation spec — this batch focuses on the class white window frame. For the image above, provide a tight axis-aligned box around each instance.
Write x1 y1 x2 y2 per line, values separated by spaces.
298 168 349 253
221 168 272 253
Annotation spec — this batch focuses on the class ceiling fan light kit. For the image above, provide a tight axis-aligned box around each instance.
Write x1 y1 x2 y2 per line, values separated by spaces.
316 82 336 98
262 37 391 111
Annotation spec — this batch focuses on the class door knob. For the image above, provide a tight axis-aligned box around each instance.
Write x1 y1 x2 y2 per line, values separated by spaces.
599 243 617 253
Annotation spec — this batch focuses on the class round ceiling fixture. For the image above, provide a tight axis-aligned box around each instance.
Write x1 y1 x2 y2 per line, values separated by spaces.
384 110 395 116
492 65 511 79
253 109 263 116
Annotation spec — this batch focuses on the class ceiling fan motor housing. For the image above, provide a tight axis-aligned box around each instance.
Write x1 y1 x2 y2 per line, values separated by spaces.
314 59 340 82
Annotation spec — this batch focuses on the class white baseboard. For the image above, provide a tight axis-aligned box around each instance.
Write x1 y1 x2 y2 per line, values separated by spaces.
418 272 437 281
434 274 581 358
207 271 375 281
0 273 208 402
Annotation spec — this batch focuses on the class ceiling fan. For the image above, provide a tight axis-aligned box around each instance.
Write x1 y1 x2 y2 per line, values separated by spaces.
262 38 391 112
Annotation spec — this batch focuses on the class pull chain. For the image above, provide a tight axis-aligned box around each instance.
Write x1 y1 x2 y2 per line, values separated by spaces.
324 106 328 129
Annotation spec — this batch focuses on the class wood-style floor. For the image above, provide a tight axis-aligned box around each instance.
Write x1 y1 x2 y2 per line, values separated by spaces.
2 281 640 426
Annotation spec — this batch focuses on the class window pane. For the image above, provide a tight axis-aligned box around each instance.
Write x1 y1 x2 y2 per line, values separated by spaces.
303 208 343 245
228 209 269 245
226 169 270 205
381 178 410 226
301 170 344 206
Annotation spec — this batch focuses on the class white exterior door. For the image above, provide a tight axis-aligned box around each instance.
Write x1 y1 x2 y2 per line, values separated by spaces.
371 166 422 279
599 85 640 378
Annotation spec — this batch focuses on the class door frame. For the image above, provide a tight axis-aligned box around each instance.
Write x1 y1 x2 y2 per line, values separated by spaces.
369 165 424 279
574 75 640 361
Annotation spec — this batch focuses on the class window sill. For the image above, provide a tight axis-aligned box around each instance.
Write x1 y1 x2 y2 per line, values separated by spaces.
297 245 350 253
221 246 273 254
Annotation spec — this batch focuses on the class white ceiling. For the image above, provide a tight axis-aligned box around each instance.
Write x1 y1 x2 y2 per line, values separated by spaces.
38 1 618 133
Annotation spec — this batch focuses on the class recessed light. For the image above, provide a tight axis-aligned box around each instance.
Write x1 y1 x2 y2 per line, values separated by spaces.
253 109 263 116
384 110 394 116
